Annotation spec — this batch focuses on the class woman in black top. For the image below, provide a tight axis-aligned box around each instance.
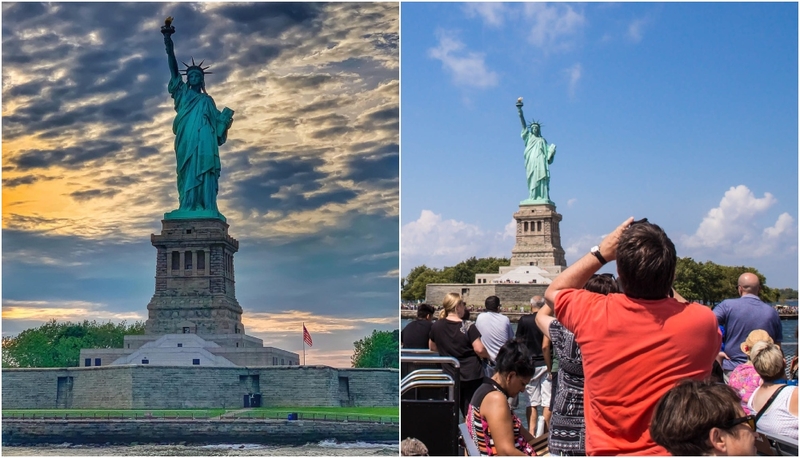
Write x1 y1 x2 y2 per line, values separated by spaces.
429 292 489 416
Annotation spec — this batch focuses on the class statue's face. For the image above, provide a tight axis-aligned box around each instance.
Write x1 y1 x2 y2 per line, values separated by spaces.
187 70 203 87
531 124 540 135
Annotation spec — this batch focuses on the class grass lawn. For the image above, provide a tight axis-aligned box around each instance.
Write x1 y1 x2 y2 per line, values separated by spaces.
251 407 397 416
2 409 229 418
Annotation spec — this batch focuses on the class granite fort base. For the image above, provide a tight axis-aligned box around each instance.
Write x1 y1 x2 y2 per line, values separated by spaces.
2 365 398 410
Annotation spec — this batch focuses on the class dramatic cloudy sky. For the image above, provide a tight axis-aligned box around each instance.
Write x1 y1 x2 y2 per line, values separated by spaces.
2 2 399 367
402 3 798 290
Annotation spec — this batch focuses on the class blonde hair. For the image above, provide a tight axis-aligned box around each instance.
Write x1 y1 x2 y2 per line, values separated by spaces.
750 341 786 382
440 293 461 319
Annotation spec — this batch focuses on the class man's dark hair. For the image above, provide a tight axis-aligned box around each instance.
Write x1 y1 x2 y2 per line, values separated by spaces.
584 274 620 295
616 221 676 300
494 339 535 378
416 303 435 319
650 380 742 456
485 295 501 312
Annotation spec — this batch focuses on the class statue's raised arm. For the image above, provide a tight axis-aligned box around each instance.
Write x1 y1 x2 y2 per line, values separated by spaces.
516 97 527 130
161 17 179 81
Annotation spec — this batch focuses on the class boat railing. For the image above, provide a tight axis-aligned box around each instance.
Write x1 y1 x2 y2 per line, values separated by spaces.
401 352 462 456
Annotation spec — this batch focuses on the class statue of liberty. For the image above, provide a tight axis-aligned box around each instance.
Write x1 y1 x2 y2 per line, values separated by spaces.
161 17 234 221
516 97 556 206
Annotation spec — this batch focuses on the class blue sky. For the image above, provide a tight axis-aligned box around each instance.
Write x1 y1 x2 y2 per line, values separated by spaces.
2 2 399 367
401 2 798 290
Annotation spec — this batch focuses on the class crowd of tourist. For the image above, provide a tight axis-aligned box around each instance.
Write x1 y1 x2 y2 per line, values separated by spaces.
401 218 798 456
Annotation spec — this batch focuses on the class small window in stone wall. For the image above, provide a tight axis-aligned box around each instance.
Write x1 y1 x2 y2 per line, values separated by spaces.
197 250 205 270
172 251 180 270
524 221 529 232
273 357 278 365
185 252 192 270
537 221 542 231
281 358 285 365
85 358 91 367
142 359 149 364
236 342 239 347
95 358 101 366
177 343 183 347
193 359 200 365
183 327 190 334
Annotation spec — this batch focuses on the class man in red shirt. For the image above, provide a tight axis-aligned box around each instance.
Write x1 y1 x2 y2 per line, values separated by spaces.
538 218 721 455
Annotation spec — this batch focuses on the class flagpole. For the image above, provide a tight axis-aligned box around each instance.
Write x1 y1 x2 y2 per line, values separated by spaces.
302 322 306 366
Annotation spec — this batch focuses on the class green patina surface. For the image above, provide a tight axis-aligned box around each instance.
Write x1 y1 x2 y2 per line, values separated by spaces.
517 98 556 206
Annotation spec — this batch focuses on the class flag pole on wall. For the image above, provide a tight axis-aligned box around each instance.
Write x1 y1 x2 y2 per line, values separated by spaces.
302 323 313 366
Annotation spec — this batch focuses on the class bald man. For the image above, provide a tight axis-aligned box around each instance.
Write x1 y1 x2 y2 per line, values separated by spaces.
714 272 782 381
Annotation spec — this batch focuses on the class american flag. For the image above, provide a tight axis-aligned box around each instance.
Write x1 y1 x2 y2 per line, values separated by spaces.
303 324 313 347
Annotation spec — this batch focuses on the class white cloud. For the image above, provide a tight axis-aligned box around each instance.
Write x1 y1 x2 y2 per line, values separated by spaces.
428 30 499 88
523 3 586 51
504 219 517 239
564 63 582 98
401 210 513 273
464 3 508 27
567 198 578 207
681 185 797 257
628 17 648 43
563 234 602 258
353 251 398 262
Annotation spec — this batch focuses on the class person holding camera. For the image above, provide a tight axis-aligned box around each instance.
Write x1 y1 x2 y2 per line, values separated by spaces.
537 218 721 455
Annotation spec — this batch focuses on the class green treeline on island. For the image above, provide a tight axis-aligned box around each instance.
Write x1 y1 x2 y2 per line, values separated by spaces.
402 256 798 305
351 329 399 369
2 320 145 369
402 257 512 301
2 320 400 370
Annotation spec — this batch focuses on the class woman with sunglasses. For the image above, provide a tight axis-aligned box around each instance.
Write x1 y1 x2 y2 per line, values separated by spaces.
747 341 798 440
429 292 490 417
650 379 756 455
465 339 538 456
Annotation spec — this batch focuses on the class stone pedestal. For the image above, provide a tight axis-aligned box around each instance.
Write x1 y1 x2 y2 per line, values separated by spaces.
146 218 244 335
510 204 566 272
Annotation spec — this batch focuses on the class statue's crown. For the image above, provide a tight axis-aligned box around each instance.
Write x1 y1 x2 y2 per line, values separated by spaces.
180 57 212 76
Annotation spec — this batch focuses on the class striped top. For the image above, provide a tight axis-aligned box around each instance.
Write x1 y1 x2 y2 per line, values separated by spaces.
466 378 534 456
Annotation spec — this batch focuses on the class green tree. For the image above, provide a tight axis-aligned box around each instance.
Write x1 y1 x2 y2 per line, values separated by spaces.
777 288 798 301
401 257 511 301
351 329 399 368
2 319 145 368
674 258 781 305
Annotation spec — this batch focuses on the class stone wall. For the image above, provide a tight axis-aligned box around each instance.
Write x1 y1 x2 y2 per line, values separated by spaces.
2 419 398 445
2 366 135 410
339 369 398 407
2 366 398 410
426 283 548 307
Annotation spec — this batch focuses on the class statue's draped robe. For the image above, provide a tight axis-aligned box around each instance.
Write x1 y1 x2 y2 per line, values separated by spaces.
169 75 226 212
521 127 556 202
